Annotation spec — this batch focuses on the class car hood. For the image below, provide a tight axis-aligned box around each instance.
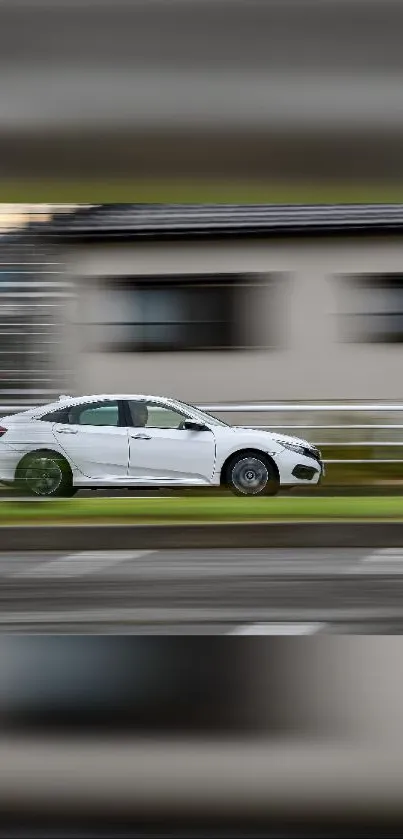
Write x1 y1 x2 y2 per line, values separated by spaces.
231 426 312 448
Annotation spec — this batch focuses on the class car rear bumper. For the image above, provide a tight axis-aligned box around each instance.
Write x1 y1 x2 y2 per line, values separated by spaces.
0 445 25 483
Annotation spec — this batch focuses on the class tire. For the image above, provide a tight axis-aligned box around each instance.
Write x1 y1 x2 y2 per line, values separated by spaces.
16 452 75 498
224 452 279 497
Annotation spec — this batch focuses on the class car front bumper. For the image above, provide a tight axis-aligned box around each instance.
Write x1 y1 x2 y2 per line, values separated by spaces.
276 449 325 486
292 464 320 481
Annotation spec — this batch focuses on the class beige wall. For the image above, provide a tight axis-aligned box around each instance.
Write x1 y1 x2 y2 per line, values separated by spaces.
63 236 403 402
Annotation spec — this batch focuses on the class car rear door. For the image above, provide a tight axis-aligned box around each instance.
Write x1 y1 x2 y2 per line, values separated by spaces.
51 400 129 479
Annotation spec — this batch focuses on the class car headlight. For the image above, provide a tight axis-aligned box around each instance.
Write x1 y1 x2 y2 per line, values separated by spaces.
279 440 307 456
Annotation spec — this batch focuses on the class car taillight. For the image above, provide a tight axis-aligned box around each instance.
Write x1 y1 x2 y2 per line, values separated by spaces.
0 427 7 438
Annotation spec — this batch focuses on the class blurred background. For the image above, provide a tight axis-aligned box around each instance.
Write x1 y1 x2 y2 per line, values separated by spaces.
0 636 403 836
2 1 403 836
2 0 403 202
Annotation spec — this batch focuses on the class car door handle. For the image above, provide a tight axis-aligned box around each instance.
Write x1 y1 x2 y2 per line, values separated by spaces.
131 433 151 440
55 427 78 434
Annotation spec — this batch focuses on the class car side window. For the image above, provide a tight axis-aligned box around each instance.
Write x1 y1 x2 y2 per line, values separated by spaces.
128 400 188 429
67 401 120 427
40 408 71 423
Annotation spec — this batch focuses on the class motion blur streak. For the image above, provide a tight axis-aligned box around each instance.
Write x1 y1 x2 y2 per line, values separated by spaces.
1 0 403 184
0 638 403 830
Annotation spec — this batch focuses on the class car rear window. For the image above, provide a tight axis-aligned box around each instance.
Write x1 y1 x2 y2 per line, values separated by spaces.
41 402 121 427
40 409 70 423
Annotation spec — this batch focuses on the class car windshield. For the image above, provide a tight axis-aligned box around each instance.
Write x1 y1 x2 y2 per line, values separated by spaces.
173 400 229 428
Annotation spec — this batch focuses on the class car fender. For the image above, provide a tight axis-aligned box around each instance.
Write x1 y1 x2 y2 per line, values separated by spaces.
213 428 286 478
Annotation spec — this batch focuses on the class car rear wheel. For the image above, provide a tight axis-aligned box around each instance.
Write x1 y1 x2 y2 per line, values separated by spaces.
16 453 76 498
225 453 279 497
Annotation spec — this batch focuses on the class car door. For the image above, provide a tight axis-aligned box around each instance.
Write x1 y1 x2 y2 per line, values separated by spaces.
51 400 129 479
126 399 216 484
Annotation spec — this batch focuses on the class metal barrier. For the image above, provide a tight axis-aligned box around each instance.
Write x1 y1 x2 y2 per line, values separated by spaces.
201 404 403 466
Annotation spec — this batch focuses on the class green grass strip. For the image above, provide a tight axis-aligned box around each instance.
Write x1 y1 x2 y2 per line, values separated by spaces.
0 495 402 525
2 178 403 203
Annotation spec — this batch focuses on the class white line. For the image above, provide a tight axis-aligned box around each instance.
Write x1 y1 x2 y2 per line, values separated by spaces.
228 623 325 635
81 559 358 579
357 548 403 574
363 548 403 563
2 556 359 579
13 550 155 579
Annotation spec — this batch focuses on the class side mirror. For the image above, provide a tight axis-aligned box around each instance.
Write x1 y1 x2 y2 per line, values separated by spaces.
183 420 209 432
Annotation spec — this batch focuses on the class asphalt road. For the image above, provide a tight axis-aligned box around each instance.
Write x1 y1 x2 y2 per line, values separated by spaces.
2 546 403 632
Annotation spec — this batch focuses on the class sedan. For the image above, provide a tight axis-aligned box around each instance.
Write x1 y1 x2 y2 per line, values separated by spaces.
0 394 324 497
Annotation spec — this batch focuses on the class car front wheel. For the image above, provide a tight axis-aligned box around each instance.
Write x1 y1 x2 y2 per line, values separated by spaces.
16 453 77 498
225 453 279 497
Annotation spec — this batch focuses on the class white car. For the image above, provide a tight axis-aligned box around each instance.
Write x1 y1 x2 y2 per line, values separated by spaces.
0 394 324 497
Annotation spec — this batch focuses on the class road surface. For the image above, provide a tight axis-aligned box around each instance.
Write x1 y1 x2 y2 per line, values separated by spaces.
2 546 403 632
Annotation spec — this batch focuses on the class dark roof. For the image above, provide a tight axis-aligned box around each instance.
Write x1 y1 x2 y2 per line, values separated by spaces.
43 203 403 241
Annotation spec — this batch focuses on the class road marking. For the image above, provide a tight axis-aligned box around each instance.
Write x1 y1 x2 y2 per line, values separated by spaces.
228 622 325 635
0 613 328 629
356 548 403 574
13 550 155 578
363 548 403 563
4 557 359 579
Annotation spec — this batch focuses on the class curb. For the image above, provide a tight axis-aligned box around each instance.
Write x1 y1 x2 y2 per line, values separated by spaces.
2 521 403 550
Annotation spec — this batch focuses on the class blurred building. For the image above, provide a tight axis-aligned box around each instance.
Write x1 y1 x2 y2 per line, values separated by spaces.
34 203 403 404
3 203 403 408
0 216 73 412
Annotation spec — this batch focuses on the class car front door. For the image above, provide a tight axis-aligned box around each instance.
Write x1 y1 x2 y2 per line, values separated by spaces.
52 400 129 479
126 400 216 484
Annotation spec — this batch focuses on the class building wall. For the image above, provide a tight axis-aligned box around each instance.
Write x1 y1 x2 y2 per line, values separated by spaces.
64 236 403 402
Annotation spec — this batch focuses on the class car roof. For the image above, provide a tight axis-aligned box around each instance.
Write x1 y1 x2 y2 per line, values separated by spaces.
47 393 176 407
36 394 183 414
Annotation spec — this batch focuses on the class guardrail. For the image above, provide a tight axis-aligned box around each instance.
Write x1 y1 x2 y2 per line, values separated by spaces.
201 403 403 466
